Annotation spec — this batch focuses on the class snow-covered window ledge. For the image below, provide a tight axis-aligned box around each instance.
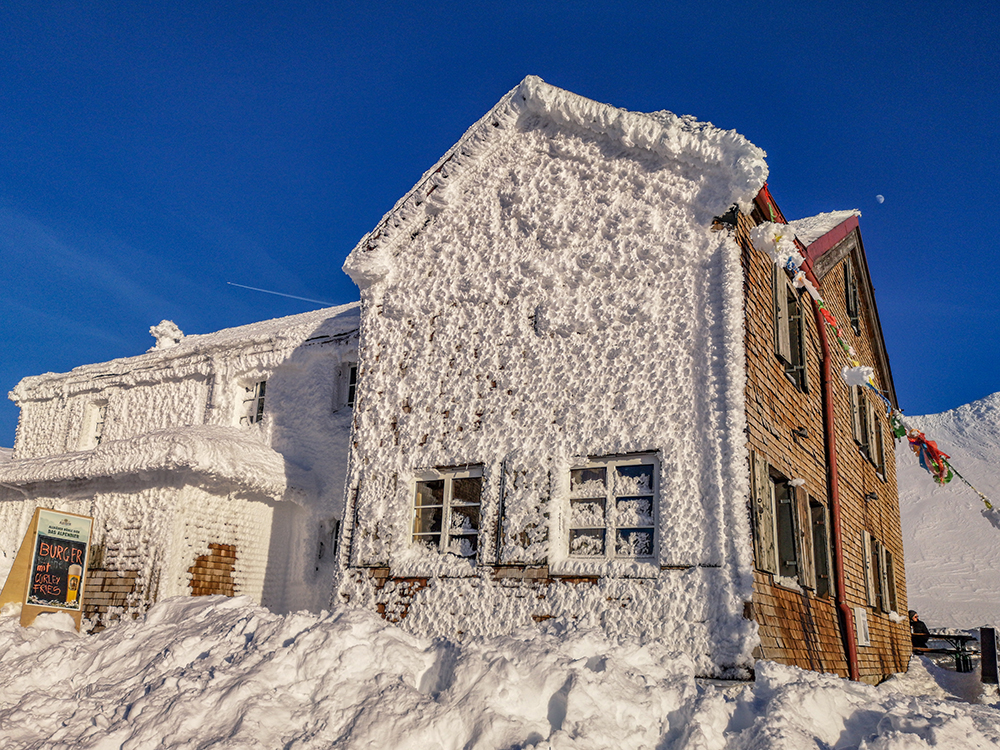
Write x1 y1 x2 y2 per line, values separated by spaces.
548 558 661 579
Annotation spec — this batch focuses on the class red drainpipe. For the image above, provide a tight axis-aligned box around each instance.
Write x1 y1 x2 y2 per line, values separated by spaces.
755 184 859 680
801 254 861 682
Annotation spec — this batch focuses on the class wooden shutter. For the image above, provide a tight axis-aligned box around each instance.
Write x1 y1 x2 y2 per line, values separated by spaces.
874 419 886 477
862 532 876 607
850 386 862 443
796 301 809 392
877 542 891 613
795 486 816 590
773 268 791 362
810 501 832 597
885 550 898 612
865 398 876 458
751 452 778 574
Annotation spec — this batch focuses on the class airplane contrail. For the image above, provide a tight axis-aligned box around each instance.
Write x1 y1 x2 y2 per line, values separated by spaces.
226 282 335 306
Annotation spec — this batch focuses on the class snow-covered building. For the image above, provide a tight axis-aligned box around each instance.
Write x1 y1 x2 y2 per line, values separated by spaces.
336 77 909 681
0 76 908 683
0 304 359 626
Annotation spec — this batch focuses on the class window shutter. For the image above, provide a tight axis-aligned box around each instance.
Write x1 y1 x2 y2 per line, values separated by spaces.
885 550 898 612
877 542 891 613
793 299 809 392
865 398 876 458
773 268 791 362
862 532 876 607
874 419 885 477
751 452 778 574
796 486 816 590
810 501 832 597
850 386 862 444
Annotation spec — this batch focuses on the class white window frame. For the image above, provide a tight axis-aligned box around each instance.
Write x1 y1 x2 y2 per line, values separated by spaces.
845 257 861 335
240 381 267 426
412 465 483 559
567 454 658 561
854 606 871 647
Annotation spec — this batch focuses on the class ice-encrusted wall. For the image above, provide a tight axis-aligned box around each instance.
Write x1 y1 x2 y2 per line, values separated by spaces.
339 78 762 675
2 304 361 615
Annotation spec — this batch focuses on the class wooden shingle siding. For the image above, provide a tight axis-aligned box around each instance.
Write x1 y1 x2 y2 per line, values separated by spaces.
188 543 238 597
739 209 909 683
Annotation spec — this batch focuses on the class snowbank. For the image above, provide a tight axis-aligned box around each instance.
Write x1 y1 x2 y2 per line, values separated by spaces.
1 597 998 749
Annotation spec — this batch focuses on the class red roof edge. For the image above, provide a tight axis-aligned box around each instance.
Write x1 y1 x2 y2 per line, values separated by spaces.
803 215 861 264
753 183 788 224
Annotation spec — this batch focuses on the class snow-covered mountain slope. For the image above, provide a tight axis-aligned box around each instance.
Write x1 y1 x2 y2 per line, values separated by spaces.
896 391 1000 629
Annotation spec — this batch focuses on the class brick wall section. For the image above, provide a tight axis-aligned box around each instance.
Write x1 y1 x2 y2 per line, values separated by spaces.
738 210 910 683
82 569 140 632
188 543 238 597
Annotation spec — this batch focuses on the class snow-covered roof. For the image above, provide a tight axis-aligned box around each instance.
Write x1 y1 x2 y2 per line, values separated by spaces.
12 302 360 400
788 210 860 246
344 75 768 289
0 447 11 464
0 425 297 499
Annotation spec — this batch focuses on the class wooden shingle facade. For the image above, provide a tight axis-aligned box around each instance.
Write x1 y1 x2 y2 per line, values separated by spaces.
739 192 909 683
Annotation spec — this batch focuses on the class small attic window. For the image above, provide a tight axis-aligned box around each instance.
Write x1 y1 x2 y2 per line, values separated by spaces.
240 381 266 426
347 364 358 408
79 400 108 450
844 258 861 335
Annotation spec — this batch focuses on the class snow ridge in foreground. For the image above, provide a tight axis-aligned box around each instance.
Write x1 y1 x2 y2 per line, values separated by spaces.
2 597 999 749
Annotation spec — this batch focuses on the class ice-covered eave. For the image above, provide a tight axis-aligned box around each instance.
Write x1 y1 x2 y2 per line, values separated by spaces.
0 426 301 502
11 303 361 404
343 75 768 290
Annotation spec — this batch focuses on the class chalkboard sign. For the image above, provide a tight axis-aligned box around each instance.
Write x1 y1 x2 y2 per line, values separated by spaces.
26 510 92 611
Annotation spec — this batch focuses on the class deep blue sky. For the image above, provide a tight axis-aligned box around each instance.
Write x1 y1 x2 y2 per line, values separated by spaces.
2 2 998 447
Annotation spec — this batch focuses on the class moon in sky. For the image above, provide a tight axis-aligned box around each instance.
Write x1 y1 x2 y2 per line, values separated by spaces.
876 194 885 203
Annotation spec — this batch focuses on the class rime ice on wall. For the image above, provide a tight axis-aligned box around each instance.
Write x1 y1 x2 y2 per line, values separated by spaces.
1 303 361 616
339 77 763 675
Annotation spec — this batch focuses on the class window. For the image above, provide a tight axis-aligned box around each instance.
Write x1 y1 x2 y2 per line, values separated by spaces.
851 385 884 473
772 267 808 391
873 419 886 480
347 364 358 408
844 258 861 335
79 401 108 450
862 531 898 613
413 466 482 558
810 498 833 597
750 452 818 590
854 606 871 647
568 454 657 560
240 381 266 425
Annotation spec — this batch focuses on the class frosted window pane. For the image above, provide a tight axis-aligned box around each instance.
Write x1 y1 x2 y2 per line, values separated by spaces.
449 505 480 534
452 477 482 505
570 499 605 528
616 497 653 527
447 535 478 558
571 467 606 498
569 529 605 556
615 529 654 557
415 480 445 507
413 506 443 536
615 464 653 496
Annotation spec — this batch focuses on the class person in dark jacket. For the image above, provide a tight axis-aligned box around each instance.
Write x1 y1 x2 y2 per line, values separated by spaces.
910 609 930 649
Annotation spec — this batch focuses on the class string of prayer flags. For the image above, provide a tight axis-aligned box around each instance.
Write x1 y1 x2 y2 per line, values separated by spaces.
750 219 998 515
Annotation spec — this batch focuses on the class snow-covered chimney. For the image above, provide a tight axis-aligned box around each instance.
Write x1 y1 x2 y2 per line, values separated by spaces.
149 320 184 351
